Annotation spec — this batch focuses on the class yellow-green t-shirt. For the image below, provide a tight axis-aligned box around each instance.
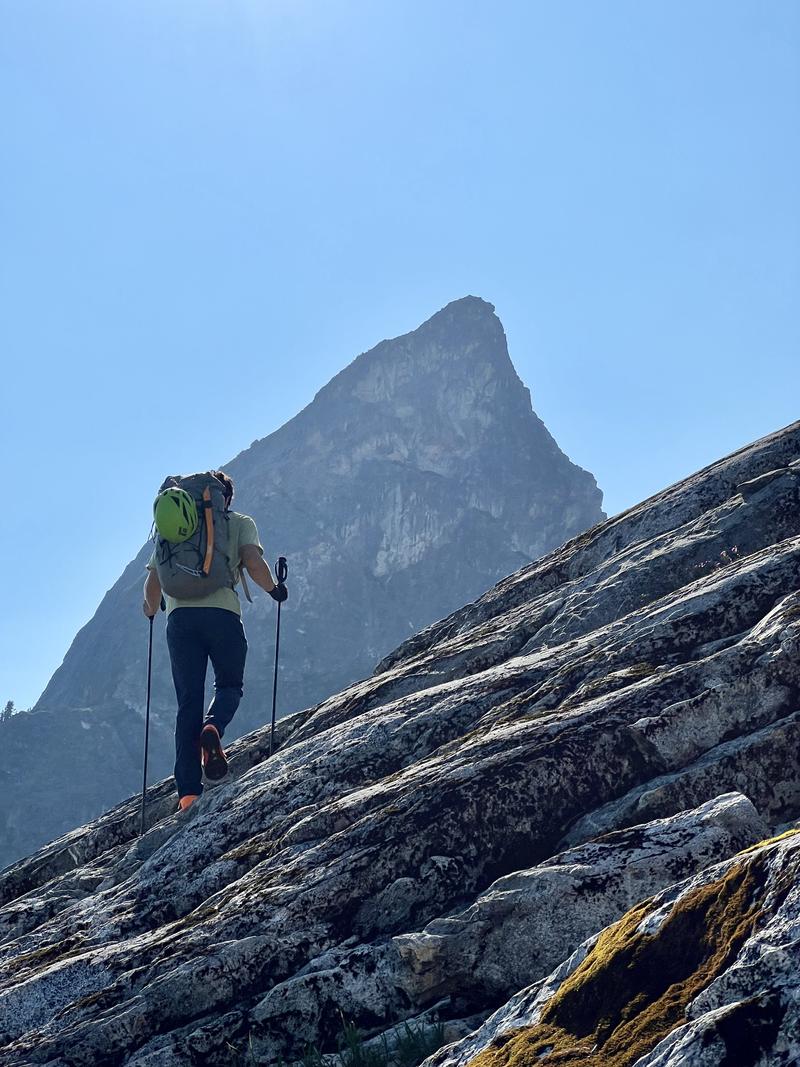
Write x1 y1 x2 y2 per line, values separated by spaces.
147 512 263 616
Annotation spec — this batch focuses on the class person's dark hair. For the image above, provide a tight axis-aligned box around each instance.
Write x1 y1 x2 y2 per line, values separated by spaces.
213 470 234 509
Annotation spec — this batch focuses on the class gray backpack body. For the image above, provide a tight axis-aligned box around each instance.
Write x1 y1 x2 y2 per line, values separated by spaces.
153 473 235 599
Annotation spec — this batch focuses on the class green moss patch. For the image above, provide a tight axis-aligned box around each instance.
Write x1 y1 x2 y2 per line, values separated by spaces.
7 935 81 977
577 662 656 703
222 833 280 864
468 858 767 1067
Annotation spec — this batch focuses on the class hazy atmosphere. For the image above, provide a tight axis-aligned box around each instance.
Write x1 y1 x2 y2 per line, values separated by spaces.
2 0 798 709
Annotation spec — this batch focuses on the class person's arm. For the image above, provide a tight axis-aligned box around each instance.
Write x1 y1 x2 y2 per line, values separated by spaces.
143 569 162 618
240 544 278 593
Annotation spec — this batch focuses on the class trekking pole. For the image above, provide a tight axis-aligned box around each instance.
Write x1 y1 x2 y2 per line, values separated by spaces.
140 597 164 836
269 556 288 757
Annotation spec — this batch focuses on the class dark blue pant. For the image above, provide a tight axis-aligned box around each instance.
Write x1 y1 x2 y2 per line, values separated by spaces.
166 608 247 798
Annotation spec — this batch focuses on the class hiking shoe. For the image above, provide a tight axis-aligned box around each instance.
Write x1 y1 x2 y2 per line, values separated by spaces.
200 723 229 782
178 794 199 812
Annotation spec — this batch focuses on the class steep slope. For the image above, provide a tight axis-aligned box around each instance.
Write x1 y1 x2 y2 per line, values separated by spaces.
0 420 797 1065
0 297 603 868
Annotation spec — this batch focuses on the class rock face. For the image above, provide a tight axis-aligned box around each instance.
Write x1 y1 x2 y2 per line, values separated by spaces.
0 297 603 869
0 420 798 1067
430 829 800 1067
244 793 769 1061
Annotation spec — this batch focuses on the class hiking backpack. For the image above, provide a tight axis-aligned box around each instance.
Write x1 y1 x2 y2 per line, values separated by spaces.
152 472 235 599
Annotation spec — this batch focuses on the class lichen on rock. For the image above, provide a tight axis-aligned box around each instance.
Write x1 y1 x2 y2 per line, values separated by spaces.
1 421 799 1066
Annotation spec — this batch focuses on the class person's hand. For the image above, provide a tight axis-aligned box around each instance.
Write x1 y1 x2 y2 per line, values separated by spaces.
269 582 288 603
143 600 158 618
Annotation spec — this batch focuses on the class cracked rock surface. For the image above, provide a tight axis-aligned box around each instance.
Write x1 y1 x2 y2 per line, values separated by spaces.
0 419 798 1066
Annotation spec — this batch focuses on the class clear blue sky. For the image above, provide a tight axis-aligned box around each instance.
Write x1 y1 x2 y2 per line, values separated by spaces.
1 1 798 710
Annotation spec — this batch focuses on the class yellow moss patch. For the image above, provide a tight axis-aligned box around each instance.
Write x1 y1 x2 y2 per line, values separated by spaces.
468 858 766 1067
738 828 800 855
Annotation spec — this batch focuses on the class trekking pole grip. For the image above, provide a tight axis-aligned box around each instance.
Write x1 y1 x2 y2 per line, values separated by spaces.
269 557 287 758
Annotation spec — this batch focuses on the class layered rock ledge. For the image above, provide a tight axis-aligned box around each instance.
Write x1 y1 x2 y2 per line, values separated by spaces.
0 419 798 1066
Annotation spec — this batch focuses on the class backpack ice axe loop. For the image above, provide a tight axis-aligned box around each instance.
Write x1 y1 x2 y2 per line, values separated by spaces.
201 487 214 577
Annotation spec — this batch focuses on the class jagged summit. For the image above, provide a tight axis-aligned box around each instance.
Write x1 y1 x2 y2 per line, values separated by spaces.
332 295 503 370
1 298 604 868
0 421 797 1066
243 295 531 475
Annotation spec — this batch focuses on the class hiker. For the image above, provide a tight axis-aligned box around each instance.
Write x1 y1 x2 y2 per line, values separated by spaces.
143 470 287 811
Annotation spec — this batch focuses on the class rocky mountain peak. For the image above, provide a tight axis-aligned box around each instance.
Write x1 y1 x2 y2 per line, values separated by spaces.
245 295 538 486
318 296 508 407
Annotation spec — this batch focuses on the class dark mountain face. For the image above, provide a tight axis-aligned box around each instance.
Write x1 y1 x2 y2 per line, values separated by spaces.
0 296 604 868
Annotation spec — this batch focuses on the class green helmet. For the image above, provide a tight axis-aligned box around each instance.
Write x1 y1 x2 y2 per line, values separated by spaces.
153 488 198 543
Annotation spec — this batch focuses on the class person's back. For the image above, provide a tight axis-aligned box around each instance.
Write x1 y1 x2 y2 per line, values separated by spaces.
144 470 287 809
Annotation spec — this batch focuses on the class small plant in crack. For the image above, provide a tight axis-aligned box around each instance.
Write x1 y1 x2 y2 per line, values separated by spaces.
694 546 740 575
272 1015 447 1067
